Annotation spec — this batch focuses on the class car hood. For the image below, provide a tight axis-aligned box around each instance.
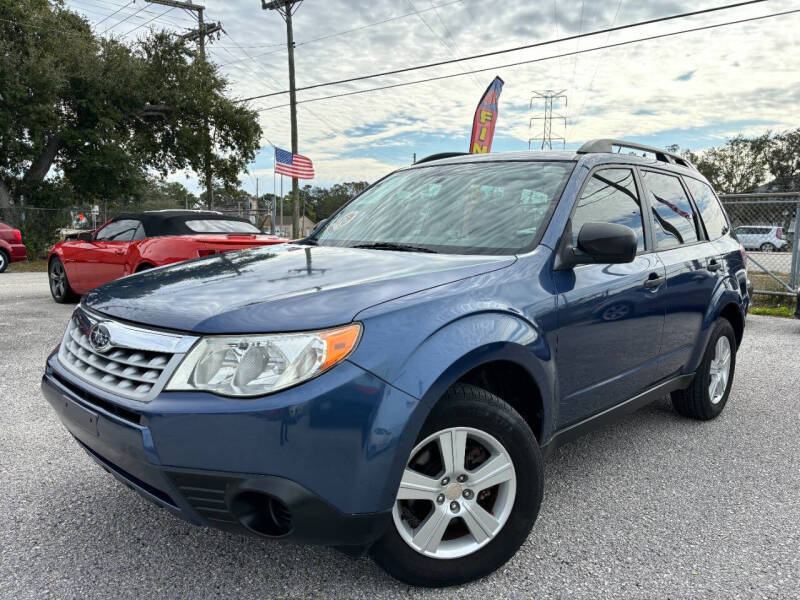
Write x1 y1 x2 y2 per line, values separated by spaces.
83 244 515 333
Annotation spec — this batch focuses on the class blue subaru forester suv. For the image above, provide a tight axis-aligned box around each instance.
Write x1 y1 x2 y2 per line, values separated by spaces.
42 140 749 587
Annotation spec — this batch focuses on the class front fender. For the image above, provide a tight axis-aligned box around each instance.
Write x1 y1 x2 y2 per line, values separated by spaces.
350 310 555 513
351 310 555 445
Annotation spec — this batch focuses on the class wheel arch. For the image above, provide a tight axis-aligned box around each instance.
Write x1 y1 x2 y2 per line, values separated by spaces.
689 288 746 373
135 262 155 272
383 312 556 452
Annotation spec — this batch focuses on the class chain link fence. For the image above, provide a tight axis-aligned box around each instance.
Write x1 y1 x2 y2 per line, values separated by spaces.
719 193 800 298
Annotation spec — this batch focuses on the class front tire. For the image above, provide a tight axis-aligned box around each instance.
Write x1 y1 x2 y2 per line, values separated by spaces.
671 318 737 420
49 257 79 303
371 383 543 587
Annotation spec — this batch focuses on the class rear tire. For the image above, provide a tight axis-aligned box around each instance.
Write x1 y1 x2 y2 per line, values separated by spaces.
370 383 543 587
760 242 775 252
671 318 736 420
0 249 8 273
49 257 79 303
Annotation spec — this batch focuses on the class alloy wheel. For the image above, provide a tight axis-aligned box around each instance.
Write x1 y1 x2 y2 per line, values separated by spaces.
50 261 66 299
392 426 516 559
708 336 731 405
0 252 6 272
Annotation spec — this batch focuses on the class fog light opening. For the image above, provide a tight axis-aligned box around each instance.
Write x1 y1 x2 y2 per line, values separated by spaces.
230 491 293 537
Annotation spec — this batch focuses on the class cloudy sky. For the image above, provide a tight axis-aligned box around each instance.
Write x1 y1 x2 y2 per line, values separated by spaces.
66 0 800 194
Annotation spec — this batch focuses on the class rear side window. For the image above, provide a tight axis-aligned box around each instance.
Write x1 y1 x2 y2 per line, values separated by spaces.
641 171 700 249
184 219 260 233
685 178 729 239
95 219 140 242
572 168 645 251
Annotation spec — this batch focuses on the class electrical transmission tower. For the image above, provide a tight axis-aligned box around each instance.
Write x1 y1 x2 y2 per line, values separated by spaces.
146 0 222 209
528 90 567 150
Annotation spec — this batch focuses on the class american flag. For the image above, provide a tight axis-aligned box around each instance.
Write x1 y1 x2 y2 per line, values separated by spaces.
274 147 315 180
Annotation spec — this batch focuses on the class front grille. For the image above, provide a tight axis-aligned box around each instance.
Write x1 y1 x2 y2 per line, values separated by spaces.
61 319 169 398
57 308 197 402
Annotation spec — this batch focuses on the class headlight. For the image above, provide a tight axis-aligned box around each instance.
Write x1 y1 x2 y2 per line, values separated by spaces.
166 324 361 397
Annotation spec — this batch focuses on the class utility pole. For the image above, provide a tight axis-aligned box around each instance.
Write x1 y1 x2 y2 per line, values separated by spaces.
528 90 567 150
147 0 221 210
261 0 302 238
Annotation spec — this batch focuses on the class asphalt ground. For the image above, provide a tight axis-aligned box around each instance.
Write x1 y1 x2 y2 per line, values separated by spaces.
1 272 799 599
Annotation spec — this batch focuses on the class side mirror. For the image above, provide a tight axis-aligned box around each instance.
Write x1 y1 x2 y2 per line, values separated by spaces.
77 231 94 241
558 222 637 269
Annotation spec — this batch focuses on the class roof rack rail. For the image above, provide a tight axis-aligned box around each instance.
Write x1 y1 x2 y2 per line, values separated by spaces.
414 152 469 164
576 139 695 170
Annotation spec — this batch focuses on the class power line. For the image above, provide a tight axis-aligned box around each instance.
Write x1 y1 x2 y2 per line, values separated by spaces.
214 0 467 52
122 5 175 36
572 0 624 133
68 0 194 32
99 2 148 34
217 0 470 68
236 0 769 103
252 7 800 113
218 34 400 168
405 0 483 89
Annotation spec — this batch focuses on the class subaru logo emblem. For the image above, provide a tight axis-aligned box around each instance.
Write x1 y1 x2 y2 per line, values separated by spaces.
89 323 112 353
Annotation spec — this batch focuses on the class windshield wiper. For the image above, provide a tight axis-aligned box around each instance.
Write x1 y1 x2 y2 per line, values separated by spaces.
353 242 438 254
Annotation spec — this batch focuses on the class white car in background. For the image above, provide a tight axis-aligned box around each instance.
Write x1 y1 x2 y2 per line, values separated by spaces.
734 225 790 252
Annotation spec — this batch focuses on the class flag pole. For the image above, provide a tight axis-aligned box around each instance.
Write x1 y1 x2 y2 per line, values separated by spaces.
280 175 284 238
269 150 278 235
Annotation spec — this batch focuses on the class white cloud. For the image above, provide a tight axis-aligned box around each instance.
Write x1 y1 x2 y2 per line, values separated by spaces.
69 0 800 193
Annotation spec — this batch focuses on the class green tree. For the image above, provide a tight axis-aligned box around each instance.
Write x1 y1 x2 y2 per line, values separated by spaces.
0 0 261 222
668 136 768 194
138 180 199 211
764 129 800 187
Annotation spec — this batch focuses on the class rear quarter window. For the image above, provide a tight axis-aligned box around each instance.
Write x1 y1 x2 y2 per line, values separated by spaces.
684 178 729 239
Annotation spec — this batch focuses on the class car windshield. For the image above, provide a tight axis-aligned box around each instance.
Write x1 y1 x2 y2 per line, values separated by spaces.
311 161 573 255
184 219 261 233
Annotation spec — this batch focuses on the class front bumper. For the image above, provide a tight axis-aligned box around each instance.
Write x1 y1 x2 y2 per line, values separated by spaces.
42 351 424 549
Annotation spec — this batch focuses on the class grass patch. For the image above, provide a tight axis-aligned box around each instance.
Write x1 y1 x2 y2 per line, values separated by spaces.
7 259 48 273
750 305 797 318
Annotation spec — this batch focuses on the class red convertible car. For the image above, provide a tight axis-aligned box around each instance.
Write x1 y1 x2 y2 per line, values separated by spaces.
48 210 287 302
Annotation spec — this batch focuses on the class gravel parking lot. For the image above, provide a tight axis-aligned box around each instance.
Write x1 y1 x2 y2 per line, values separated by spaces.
1 272 799 599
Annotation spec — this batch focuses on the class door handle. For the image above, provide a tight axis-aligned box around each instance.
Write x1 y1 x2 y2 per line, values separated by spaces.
707 259 722 272
114 249 126 255
644 273 666 289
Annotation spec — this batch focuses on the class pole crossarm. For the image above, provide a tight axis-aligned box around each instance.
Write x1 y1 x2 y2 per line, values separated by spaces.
180 22 221 41
146 0 205 10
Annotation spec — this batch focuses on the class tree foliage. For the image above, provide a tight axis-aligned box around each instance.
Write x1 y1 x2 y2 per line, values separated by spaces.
0 0 261 222
669 129 800 194
299 181 370 221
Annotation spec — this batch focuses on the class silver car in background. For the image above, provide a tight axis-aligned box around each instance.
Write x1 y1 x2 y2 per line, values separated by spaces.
734 225 789 252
